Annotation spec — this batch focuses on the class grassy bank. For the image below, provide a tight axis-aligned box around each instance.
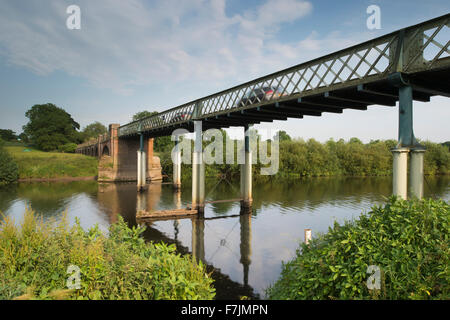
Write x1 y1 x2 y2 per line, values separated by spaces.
0 208 215 300
266 197 449 300
6 146 98 180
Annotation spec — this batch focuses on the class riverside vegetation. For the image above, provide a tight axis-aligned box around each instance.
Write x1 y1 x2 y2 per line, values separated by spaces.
0 208 215 300
4 145 98 180
159 137 450 182
266 197 450 300
0 139 19 186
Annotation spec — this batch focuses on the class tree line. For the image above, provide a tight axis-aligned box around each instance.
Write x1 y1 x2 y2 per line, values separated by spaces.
157 131 450 181
1 103 108 152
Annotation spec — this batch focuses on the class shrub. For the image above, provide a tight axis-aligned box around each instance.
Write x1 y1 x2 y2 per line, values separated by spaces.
0 139 19 186
0 208 215 300
58 143 78 153
267 198 450 300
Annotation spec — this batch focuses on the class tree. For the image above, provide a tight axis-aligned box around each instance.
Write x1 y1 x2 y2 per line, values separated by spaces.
23 103 81 151
0 129 18 142
132 110 158 122
132 111 173 152
81 122 107 141
274 130 291 142
18 133 29 144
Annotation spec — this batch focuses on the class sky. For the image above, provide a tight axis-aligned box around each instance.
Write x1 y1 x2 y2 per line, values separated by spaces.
0 0 449 143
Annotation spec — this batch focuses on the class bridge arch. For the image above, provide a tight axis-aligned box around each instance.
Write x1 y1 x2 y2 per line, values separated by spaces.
102 145 110 157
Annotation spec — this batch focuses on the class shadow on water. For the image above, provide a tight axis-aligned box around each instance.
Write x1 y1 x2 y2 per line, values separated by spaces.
0 175 448 299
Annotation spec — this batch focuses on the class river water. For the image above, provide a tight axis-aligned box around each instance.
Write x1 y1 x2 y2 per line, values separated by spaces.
1 176 449 299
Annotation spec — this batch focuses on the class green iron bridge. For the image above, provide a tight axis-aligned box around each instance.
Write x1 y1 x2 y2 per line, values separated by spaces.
77 14 450 214
118 14 449 139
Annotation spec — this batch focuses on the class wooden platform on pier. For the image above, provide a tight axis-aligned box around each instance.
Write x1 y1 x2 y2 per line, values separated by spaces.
136 208 198 222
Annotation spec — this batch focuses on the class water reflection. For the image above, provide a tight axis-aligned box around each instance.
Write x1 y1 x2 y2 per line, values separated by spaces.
0 176 448 299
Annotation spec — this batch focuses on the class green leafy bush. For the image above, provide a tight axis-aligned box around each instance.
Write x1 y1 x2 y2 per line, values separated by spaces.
0 208 215 300
0 139 19 186
267 198 449 300
58 143 78 153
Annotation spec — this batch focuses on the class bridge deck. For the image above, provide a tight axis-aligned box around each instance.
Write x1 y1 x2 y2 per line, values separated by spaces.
113 14 449 139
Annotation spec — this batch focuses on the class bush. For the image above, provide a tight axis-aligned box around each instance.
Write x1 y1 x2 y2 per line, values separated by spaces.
267 198 449 300
0 140 18 186
0 208 215 300
58 143 78 153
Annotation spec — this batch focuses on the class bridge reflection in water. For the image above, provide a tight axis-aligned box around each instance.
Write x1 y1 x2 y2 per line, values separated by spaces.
98 182 257 299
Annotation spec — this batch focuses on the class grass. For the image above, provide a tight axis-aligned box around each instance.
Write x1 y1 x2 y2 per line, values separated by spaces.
5 146 98 179
0 208 215 300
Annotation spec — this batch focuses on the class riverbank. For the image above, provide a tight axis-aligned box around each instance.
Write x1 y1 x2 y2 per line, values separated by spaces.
6 146 98 180
266 197 450 300
0 208 215 300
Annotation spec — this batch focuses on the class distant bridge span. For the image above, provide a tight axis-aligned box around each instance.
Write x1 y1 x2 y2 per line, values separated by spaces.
77 14 450 212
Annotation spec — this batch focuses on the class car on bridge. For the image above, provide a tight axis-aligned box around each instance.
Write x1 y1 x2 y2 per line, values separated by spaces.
172 111 193 123
236 86 286 107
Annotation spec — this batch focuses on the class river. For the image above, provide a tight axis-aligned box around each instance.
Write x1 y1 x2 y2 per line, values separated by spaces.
1 176 449 299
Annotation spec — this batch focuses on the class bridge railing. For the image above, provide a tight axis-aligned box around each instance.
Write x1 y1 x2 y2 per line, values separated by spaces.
77 133 110 150
118 14 449 137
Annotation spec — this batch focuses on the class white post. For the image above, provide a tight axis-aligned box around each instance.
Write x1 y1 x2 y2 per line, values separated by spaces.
304 229 312 244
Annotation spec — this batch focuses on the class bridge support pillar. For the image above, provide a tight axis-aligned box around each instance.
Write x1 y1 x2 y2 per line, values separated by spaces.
241 125 253 213
173 136 181 190
410 147 425 199
389 79 426 200
192 121 205 214
137 134 147 192
392 148 408 200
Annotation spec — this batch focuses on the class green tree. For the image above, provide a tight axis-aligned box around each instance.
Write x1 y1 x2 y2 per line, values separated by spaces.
81 122 107 141
18 132 29 144
0 138 19 185
132 111 173 152
274 130 291 142
0 129 18 142
23 103 81 151
132 110 158 122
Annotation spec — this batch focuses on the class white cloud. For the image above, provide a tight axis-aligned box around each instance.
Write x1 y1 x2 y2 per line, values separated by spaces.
0 0 325 95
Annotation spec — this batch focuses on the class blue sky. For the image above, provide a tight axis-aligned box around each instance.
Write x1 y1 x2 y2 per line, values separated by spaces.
0 0 449 142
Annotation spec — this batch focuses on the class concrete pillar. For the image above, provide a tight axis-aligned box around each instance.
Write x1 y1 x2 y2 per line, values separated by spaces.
174 189 182 209
137 134 146 192
410 148 425 199
241 125 252 212
109 124 120 170
192 121 205 214
392 148 409 199
173 136 181 190
141 151 146 185
240 163 244 199
137 150 142 190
